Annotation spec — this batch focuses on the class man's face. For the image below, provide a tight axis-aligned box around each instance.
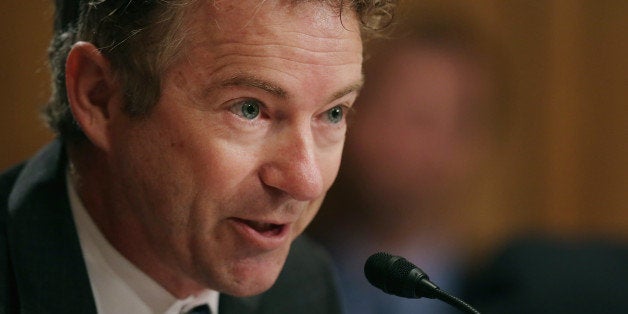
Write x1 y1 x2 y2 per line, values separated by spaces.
104 1 362 296
349 46 488 203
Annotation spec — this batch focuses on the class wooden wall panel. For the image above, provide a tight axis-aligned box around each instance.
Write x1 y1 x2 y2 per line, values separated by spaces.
0 1 54 169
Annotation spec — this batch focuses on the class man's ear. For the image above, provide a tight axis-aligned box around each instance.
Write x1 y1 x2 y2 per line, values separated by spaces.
65 41 120 151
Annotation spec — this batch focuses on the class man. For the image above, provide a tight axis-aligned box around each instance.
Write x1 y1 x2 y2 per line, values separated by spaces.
1 0 395 313
310 15 502 314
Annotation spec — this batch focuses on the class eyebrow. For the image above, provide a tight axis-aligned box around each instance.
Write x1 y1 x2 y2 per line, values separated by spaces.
328 79 364 103
219 74 364 103
221 75 287 98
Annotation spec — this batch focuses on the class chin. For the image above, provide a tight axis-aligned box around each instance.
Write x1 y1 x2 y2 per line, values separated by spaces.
221 262 285 297
201 248 289 297
227 278 278 297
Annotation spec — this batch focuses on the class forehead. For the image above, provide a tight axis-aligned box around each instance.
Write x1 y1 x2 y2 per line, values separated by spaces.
207 1 351 29
182 1 362 56
169 0 364 103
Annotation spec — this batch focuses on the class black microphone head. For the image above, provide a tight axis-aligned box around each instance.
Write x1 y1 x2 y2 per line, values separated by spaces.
365 253 481 314
364 252 432 298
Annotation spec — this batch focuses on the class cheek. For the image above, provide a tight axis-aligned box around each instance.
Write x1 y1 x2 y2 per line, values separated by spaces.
112 116 214 207
189 140 264 202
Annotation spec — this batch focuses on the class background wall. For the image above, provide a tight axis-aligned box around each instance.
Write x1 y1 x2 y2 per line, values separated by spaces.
459 0 628 248
382 0 628 257
1 0 627 258
0 0 55 168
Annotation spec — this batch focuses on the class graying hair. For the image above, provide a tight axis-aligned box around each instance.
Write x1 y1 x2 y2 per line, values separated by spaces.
43 0 397 142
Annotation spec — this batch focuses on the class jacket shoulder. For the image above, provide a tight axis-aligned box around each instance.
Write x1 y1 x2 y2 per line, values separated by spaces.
1 163 26 314
1 163 26 214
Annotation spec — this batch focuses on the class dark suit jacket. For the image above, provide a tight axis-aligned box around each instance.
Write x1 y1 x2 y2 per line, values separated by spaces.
1 140 343 314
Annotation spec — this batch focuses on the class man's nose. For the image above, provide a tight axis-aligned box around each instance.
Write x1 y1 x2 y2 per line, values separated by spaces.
259 126 325 201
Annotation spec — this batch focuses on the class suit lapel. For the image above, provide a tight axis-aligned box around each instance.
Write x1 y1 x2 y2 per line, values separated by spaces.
7 140 97 313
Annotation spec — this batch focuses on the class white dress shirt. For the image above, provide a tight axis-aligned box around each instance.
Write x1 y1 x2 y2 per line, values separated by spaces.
67 171 219 313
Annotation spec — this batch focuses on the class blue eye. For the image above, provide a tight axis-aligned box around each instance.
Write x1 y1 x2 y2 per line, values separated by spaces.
231 99 261 120
326 105 344 124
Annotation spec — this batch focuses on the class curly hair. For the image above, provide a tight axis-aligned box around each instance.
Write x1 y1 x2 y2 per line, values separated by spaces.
43 0 398 142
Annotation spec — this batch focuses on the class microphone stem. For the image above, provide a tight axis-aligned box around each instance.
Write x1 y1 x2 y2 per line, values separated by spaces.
431 288 480 314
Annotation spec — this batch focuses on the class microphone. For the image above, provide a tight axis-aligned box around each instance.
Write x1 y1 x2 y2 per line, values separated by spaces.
364 252 480 314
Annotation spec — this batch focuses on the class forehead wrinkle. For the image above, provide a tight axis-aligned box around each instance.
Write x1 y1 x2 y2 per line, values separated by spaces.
205 1 360 44
207 40 362 69
212 39 360 55
213 53 362 70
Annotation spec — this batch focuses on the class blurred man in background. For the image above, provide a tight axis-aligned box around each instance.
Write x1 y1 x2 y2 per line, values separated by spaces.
310 14 504 314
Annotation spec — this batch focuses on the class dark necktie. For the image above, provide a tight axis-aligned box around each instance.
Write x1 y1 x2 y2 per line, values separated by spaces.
186 304 212 314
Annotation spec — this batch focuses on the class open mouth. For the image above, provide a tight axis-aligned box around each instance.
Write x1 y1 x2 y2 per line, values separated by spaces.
234 218 285 236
